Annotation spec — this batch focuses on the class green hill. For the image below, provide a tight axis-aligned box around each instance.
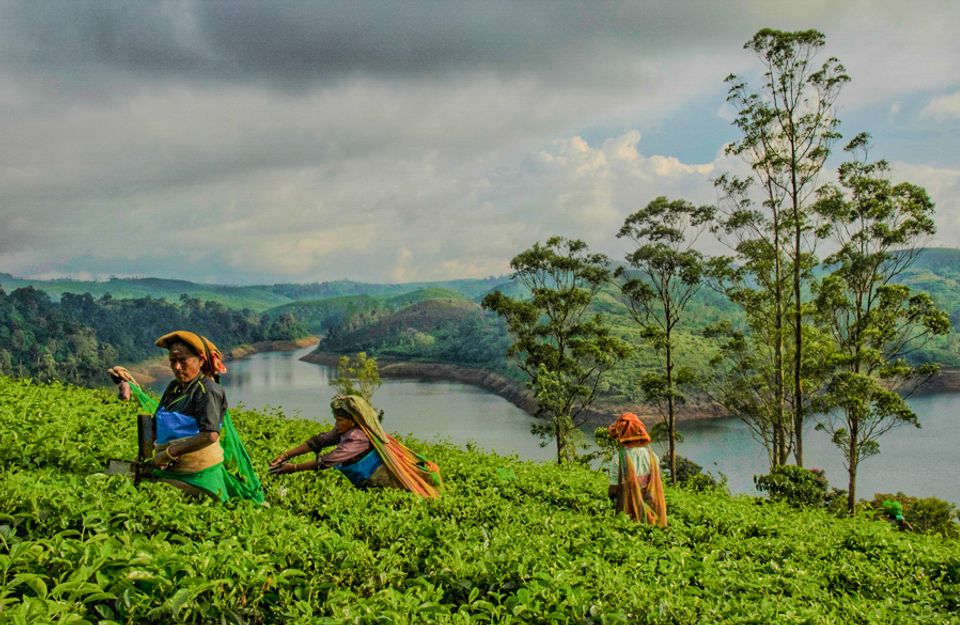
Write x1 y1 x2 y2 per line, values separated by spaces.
271 277 508 302
1 377 958 623
324 299 485 357
0 274 509 314
0 275 292 312
263 289 472 337
263 295 389 335
387 287 468 308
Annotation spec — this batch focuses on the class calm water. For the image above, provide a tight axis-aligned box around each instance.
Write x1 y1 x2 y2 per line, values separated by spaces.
154 346 960 504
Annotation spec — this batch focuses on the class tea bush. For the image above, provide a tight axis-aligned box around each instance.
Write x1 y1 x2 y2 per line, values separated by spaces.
2 376 959 624
869 492 960 539
754 464 829 508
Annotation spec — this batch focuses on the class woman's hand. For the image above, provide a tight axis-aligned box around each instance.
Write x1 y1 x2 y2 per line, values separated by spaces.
152 448 178 470
268 462 296 476
107 366 137 385
269 452 289 468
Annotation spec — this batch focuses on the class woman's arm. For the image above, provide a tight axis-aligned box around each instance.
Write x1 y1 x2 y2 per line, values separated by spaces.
269 442 313 468
269 458 320 475
154 431 219 468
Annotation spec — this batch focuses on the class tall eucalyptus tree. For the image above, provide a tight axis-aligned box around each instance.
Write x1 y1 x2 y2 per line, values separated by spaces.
718 29 849 466
482 237 630 464
813 135 950 513
616 196 714 482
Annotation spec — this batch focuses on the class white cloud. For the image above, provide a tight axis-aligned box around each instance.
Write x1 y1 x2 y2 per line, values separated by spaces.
920 91 960 120
890 161 960 240
491 131 723 262
888 101 902 122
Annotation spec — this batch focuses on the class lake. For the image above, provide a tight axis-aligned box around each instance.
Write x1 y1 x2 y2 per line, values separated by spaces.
156 345 960 504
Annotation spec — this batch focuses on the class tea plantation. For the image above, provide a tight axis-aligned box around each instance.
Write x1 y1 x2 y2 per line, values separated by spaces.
1 376 958 624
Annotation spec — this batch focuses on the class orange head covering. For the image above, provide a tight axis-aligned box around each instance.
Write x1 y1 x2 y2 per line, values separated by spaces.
608 412 651 448
155 330 228 380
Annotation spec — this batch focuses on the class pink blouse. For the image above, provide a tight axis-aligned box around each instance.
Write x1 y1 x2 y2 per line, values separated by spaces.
306 427 373 468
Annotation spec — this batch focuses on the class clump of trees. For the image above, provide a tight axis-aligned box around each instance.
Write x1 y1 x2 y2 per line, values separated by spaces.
0 288 308 387
330 351 381 402
709 28 848 468
483 237 630 464
485 29 951 516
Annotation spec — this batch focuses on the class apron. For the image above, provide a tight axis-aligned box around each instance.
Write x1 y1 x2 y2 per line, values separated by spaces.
336 448 384 487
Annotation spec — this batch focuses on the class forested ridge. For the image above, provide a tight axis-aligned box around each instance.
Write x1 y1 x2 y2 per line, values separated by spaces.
288 248 960 404
0 287 308 387
2 247 958 399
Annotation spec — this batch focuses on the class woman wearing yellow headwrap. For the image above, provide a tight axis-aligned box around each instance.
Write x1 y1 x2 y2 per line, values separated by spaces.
112 331 264 503
607 412 667 526
269 394 443 498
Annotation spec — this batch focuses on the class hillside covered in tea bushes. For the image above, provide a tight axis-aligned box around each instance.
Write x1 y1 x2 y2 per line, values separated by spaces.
1 377 958 624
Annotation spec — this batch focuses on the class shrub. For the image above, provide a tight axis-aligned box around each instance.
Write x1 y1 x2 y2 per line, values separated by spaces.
662 454 726 492
754 465 829 508
870 492 960 538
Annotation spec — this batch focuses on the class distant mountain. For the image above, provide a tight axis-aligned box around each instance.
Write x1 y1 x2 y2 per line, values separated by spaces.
271 277 509 302
0 275 291 311
261 288 471 335
0 274 511 313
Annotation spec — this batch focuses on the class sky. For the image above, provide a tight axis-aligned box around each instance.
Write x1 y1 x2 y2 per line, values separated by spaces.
1 1 958 285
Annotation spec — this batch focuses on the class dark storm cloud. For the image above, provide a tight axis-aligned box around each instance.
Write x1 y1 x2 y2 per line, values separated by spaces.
0 1 745 86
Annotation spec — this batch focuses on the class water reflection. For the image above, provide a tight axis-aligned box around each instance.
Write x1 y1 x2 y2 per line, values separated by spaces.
679 396 960 505
151 346 555 462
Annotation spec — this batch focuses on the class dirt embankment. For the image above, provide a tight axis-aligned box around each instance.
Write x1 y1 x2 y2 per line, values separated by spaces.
301 350 960 426
901 368 960 394
119 336 321 386
300 350 729 427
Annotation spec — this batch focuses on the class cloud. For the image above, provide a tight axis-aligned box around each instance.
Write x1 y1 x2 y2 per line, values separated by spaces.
890 161 960 247
0 1 957 284
920 91 960 120
888 101 902 123
0 126 726 283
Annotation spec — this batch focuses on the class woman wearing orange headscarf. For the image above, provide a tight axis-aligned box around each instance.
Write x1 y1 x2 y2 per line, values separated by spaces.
110 331 263 503
607 412 667 527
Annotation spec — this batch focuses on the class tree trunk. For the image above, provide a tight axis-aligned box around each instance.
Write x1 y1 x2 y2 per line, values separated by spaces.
847 421 859 514
666 337 677 484
771 425 781 469
793 217 804 467
847 458 858 515
773 216 787 468
555 417 564 465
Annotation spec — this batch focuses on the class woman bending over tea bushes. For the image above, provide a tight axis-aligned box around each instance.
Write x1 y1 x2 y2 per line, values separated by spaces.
269 394 443 498
607 412 668 527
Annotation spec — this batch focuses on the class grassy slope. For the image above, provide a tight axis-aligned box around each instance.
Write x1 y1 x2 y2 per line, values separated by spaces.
1 377 958 624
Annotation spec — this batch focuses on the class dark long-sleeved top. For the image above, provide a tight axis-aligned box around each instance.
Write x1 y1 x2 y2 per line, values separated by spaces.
157 375 226 433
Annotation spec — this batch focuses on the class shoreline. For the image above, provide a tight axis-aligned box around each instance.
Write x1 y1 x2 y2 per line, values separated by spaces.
122 338 960 426
301 349 960 427
120 336 321 387
300 350 728 427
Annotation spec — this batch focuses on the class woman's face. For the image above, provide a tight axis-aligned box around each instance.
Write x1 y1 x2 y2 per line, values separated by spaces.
168 342 202 383
334 415 354 434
